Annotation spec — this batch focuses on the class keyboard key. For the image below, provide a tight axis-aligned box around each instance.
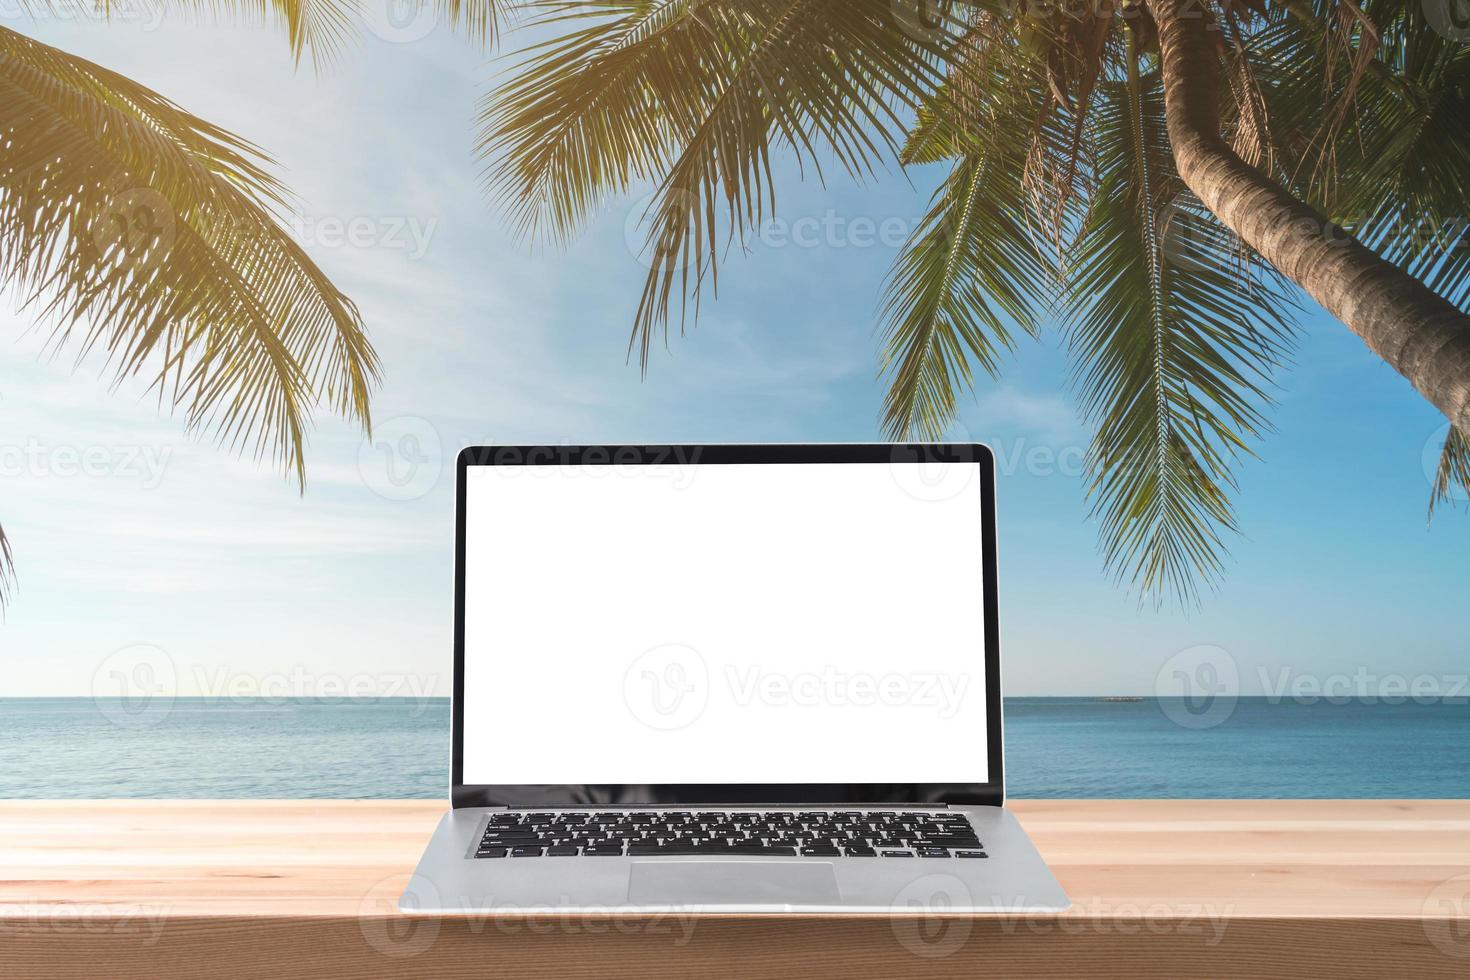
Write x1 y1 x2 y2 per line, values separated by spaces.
545 845 578 856
511 846 542 857
881 850 914 858
474 848 507 859
583 846 624 855
955 851 989 859
844 846 877 856
800 846 840 856
916 848 950 858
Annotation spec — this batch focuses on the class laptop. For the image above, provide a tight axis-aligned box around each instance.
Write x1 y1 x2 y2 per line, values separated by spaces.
401 443 1068 914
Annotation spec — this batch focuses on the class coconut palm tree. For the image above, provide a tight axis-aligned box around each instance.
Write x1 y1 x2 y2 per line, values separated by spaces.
0 1 502 604
478 0 1470 604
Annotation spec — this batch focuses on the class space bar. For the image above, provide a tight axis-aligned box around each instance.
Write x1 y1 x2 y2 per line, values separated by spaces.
625 844 798 856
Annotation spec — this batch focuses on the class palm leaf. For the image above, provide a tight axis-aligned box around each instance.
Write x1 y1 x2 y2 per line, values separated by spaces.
0 27 379 486
26 0 358 63
436 0 509 46
881 16 1097 440
1328 47 1470 305
479 0 713 242
1429 426 1470 518
26 0 507 63
901 10 1013 167
628 0 952 366
0 524 13 609
1065 60 1296 606
482 0 951 365
879 55 1055 439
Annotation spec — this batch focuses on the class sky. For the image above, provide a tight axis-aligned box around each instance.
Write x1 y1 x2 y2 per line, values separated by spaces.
2 10 1467 698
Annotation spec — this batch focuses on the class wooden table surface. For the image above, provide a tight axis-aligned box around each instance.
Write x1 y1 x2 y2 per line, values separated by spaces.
4 800 1470 978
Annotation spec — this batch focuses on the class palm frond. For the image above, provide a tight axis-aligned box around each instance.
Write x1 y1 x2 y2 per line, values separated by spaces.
479 0 713 243
29 0 359 64
1065 60 1296 606
0 523 13 609
434 0 508 46
29 0 507 63
1321 45 1470 304
0 27 379 486
1429 426 1470 518
627 0 952 366
878 146 1049 439
1220 7 1276 174
482 0 951 365
901 10 1011 167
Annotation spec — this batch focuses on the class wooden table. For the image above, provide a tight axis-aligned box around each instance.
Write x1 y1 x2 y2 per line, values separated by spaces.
3 800 1470 978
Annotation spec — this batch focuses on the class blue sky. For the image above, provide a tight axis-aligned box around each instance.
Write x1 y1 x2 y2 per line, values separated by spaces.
2 13 1466 696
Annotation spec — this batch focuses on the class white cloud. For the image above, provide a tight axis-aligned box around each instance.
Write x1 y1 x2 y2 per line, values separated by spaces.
967 385 1088 447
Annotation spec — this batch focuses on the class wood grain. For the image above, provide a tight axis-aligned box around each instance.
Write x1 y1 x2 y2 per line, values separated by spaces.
3 800 1469 978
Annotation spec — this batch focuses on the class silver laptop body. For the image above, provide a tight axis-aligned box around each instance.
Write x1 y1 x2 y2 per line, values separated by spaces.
402 444 1068 915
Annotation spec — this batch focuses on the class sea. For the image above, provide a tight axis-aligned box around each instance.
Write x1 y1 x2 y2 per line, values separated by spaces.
2 697 1468 798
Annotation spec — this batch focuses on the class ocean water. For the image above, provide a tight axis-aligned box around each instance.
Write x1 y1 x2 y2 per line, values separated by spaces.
2 697 1469 798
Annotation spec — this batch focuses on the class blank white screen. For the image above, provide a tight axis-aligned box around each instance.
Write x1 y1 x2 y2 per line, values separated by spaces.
461 460 989 785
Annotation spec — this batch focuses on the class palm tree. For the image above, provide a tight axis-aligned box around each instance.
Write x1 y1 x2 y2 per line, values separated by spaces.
0 3 501 603
477 0 1470 605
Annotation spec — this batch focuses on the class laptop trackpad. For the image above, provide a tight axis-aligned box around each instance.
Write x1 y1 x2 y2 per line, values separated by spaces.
628 861 840 907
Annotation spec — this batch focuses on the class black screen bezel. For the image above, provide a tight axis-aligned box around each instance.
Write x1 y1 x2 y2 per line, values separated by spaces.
451 444 1004 808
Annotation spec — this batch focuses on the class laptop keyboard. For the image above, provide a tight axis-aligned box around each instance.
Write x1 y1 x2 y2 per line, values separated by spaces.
473 810 986 859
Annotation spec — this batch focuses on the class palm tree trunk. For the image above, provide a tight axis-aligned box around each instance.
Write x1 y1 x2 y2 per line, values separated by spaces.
1145 0 1470 433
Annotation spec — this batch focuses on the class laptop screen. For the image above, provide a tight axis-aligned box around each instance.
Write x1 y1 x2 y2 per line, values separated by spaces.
460 453 990 789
